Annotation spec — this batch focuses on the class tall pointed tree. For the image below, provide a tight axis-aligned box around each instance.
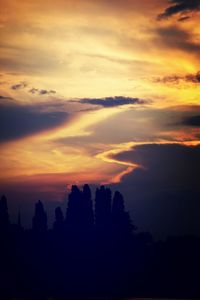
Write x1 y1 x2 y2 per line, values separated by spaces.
66 184 95 233
112 191 134 239
53 206 64 231
32 200 47 232
82 184 94 230
95 186 112 231
66 185 83 231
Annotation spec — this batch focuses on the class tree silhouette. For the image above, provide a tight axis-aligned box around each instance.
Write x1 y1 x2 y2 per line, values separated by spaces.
112 191 134 239
0 185 200 299
82 184 94 230
95 186 112 232
66 184 94 233
0 195 10 232
53 206 64 231
65 185 83 232
32 200 47 232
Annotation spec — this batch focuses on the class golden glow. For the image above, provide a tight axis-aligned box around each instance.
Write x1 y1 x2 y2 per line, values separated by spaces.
39 107 122 141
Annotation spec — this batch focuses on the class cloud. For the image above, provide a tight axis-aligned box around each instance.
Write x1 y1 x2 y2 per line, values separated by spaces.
185 71 200 83
58 105 200 146
112 143 200 238
153 75 182 84
178 15 191 22
29 88 56 95
11 81 56 96
10 82 57 96
0 101 68 143
153 71 200 85
79 96 146 107
182 115 200 127
155 26 200 55
0 95 12 100
11 81 28 90
158 0 200 20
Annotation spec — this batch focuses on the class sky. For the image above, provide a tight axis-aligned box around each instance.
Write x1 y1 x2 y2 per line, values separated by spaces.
0 0 200 238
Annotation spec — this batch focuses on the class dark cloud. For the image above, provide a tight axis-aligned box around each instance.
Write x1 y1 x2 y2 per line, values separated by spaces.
0 102 68 143
185 71 200 83
0 95 12 100
153 71 200 85
29 88 56 95
155 26 200 54
178 15 191 22
40 89 56 95
11 81 28 90
10 82 56 96
158 0 200 20
112 143 200 238
182 115 200 127
79 96 146 107
29 88 38 94
153 75 182 84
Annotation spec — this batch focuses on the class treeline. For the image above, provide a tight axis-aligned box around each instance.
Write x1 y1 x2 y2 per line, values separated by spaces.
0 185 200 299
0 185 134 237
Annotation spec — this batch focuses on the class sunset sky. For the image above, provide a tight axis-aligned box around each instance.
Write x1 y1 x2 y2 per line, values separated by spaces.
0 0 200 237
